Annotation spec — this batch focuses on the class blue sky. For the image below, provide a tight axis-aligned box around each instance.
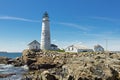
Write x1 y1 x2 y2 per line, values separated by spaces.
0 0 120 52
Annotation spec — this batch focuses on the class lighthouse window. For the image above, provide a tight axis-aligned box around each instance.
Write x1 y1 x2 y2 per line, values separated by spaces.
48 37 50 40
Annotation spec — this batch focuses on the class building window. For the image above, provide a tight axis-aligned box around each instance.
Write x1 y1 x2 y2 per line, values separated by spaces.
68 48 70 51
72 47 74 50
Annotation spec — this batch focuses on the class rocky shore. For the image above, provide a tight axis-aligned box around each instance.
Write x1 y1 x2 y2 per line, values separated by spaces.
21 49 120 80
1 50 120 80
0 56 24 66
0 73 16 78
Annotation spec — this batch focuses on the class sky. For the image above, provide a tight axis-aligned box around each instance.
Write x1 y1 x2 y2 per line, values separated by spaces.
0 0 120 52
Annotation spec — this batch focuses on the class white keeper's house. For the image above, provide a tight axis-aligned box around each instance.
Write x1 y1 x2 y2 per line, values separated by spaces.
65 44 93 53
28 40 40 50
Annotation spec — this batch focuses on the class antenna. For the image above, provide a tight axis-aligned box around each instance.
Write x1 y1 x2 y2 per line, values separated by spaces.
105 39 108 51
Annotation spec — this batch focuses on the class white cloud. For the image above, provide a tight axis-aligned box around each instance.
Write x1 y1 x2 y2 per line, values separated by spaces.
52 39 57 42
57 22 92 31
91 16 120 23
0 40 28 52
0 16 40 22
54 37 120 51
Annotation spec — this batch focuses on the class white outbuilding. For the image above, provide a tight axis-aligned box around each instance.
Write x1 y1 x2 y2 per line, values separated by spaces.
94 44 104 52
65 44 93 53
28 40 40 50
51 44 59 50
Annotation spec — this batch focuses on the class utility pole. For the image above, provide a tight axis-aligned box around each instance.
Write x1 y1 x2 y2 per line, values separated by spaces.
105 39 108 51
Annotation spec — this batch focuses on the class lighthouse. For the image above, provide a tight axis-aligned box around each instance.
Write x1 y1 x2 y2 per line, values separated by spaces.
41 12 51 50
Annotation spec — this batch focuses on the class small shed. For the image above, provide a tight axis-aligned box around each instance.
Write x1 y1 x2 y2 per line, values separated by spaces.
51 44 58 50
28 40 40 50
94 44 104 52
65 44 93 53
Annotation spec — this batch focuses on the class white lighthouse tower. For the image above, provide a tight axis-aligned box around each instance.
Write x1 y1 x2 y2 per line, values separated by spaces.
41 12 51 50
